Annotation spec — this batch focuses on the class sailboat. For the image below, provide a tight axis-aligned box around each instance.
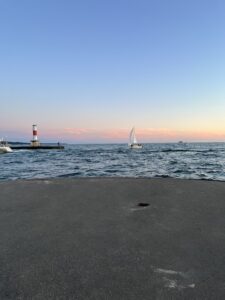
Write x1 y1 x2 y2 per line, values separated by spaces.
129 127 143 149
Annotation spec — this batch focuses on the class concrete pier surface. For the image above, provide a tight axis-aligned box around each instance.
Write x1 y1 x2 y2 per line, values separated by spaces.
1 178 225 299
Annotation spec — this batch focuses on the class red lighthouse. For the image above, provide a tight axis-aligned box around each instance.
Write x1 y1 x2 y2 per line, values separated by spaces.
31 124 40 147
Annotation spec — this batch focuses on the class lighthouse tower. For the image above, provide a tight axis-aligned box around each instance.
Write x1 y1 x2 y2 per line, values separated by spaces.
31 124 40 147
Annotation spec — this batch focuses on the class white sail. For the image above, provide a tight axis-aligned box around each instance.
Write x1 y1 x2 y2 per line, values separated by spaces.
129 127 137 145
129 127 142 149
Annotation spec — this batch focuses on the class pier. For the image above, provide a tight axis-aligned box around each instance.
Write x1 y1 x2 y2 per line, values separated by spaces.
10 124 64 150
0 178 225 299
10 145 64 150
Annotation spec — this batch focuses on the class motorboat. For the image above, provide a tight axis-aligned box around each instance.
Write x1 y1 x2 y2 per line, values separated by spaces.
0 139 13 153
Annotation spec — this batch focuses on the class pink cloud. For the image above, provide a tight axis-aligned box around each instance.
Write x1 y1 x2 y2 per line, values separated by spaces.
3 126 225 143
57 127 225 142
137 128 225 141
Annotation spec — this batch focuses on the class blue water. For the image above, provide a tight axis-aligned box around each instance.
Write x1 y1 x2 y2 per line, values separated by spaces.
1 143 225 181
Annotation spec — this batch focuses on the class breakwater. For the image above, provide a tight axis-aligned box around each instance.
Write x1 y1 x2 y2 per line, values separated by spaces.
11 145 64 150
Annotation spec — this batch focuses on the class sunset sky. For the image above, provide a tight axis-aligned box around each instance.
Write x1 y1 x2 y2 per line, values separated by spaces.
1 0 225 143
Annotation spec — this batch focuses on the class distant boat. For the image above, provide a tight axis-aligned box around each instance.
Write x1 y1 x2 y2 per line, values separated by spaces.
129 127 143 149
178 141 183 144
0 139 13 153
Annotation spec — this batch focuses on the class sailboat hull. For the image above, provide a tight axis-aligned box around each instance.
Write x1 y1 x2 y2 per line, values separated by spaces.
130 144 143 149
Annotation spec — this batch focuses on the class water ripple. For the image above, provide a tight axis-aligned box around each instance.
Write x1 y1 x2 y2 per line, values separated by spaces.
1 143 225 181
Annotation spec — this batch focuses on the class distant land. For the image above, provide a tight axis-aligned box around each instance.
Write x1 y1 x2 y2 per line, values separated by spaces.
8 142 29 145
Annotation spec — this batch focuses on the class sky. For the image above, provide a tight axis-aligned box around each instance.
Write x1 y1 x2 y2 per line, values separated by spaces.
0 0 225 143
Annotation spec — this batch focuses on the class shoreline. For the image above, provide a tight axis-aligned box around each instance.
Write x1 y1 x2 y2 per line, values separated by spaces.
1 176 225 183
1 178 225 299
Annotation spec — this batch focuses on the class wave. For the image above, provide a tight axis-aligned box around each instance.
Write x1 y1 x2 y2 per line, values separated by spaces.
1 143 225 181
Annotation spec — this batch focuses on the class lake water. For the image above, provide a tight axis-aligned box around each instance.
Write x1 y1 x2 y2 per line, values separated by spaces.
1 143 225 181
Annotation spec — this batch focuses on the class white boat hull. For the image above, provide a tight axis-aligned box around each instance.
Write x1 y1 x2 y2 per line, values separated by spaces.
0 146 13 153
130 144 143 149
